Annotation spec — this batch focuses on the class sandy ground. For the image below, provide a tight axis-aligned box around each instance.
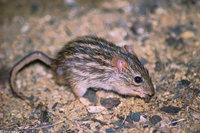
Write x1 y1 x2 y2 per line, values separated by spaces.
0 0 200 132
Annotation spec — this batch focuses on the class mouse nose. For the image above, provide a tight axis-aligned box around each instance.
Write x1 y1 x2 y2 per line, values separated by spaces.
144 88 154 103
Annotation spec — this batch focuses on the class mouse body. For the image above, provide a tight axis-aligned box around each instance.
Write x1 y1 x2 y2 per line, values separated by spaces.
10 36 154 102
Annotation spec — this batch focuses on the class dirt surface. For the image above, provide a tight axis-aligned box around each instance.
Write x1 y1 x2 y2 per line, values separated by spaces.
0 0 200 132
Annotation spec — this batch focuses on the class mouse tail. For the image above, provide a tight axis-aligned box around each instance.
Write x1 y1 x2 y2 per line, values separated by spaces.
9 51 53 100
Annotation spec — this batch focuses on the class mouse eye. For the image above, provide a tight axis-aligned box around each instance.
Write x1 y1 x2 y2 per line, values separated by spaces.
134 76 143 84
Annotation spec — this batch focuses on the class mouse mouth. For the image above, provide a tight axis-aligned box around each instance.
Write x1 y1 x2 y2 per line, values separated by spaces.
128 90 146 98
120 88 152 98
133 89 152 98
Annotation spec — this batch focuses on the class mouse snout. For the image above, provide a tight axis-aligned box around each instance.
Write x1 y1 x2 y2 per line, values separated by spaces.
144 95 152 103
145 82 155 97
144 88 154 103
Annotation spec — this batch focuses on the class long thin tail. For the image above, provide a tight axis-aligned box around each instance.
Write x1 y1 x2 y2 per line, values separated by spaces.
9 51 53 100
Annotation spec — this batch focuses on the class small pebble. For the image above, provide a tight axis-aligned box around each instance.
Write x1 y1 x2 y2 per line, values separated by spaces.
100 98 120 109
103 114 112 120
31 3 39 13
125 117 132 124
83 89 97 103
21 24 30 33
130 21 152 35
52 102 58 109
96 125 100 130
194 88 200 96
64 0 77 6
40 109 49 123
59 108 65 113
170 25 184 35
149 115 162 125
140 57 148 65
153 129 158 133
28 94 35 101
87 106 106 113
106 128 115 133
114 120 124 127
80 116 91 121
154 61 162 71
130 112 140 122
140 115 147 122
137 0 159 15
143 121 150 128
159 127 171 133
180 79 191 86
173 93 179 99
163 101 168 105
181 31 194 39
0 113 3 119
29 114 35 120
165 36 176 46
160 106 181 115
165 36 185 49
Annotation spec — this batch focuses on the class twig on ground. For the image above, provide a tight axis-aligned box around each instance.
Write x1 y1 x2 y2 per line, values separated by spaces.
168 118 185 126
18 119 66 130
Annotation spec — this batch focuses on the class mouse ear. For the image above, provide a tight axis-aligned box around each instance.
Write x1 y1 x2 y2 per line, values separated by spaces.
111 56 128 73
124 45 136 55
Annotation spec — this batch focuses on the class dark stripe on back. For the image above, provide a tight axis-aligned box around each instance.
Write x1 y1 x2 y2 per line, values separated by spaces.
74 40 117 53
66 56 111 67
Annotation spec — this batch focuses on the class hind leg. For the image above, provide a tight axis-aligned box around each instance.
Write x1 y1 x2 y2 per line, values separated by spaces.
73 85 92 106
73 86 88 97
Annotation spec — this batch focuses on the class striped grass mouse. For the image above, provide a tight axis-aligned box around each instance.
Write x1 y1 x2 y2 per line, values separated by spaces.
10 36 154 104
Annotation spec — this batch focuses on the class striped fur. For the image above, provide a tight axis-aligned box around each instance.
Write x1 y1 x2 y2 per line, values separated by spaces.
51 36 154 98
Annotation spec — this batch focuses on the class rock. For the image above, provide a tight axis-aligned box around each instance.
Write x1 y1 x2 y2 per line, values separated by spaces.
159 127 171 133
100 98 120 109
130 112 141 122
160 106 181 115
21 24 30 33
170 25 184 35
114 120 124 127
109 28 127 41
83 89 97 104
143 121 150 128
103 114 112 120
130 21 152 35
149 115 162 125
52 102 58 109
140 57 148 65
181 31 194 39
194 88 200 96
165 36 185 49
154 61 162 72
106 128 115 133
180 79 191 86
31 3 39 13
173 93 179 99
28 94 35 101
87 106 106 113
64 0 77 5
0 113 3 119
137 0 160 15
40 109 49 123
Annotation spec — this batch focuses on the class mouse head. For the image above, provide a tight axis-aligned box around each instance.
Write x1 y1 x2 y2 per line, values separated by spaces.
111 45 155 99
